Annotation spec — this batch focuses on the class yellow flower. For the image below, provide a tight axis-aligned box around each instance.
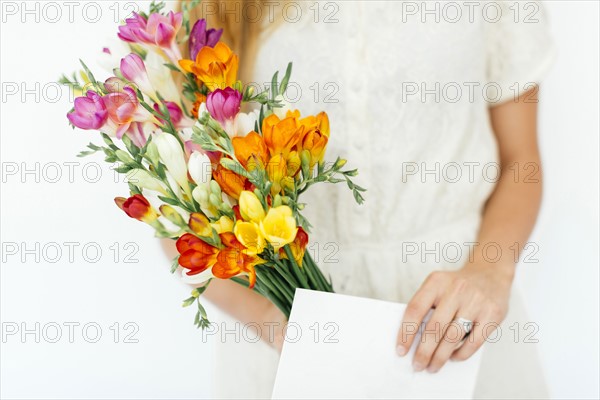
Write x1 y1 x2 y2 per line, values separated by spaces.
234 222 265 256
239 191 265 223
211 216 234 234
260 206 298 251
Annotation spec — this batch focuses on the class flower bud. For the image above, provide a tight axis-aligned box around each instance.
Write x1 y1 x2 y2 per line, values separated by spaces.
145 141 160 167
210 180 222 196
209 193 221 208
159 204 187 226
300 149 311 177
335 158 347 169
287 151 301 176
115 194 158 223
189 212 213 236
115 149 135 164
239 191 266 223
126 169 166 194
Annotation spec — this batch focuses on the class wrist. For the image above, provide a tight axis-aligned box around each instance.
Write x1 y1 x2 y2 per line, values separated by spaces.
463 258 516 285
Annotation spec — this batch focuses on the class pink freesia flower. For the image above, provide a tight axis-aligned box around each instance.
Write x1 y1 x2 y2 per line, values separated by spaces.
153 101 193 130
189 18 222 60
117 12 183 64
206 87 242 125
120 53 154 97
125 121 152 148
67 90 108 130
103 85 154 139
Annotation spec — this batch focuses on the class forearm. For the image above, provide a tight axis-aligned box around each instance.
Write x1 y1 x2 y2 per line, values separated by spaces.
470 159 542 275
204 279 286 333
469 88 542 278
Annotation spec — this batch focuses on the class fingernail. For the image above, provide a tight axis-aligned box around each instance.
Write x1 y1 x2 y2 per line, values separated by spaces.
427 366 439 374
396 345 407 356
413 361 425 372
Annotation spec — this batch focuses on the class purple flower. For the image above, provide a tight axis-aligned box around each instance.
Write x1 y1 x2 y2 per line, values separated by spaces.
67 91 108 130
189 19 222 60
206 88 242 125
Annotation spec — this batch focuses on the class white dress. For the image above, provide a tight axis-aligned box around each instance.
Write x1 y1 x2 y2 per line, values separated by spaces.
211 1 555 398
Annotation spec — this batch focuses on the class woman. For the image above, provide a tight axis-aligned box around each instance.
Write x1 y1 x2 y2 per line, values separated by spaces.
167 1 555 398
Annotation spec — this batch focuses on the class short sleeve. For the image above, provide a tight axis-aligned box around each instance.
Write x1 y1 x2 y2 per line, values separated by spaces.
485 1 556 104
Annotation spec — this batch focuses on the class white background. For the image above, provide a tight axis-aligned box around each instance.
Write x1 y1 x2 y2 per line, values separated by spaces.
1 1 598 398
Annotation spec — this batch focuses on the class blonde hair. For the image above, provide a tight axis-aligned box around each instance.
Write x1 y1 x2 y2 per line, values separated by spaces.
177 0 283 84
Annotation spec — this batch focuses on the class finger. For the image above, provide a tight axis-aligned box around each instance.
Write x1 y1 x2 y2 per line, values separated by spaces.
412 292 461 371
396 279 439 357
427 303 480 373
451 310 499 361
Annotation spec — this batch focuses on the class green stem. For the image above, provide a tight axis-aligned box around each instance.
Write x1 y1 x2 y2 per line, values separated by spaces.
271 259 300 288
256 268 292 306
301 255 322 291
284 245 309 288
267 268 295 304
304 252 333 292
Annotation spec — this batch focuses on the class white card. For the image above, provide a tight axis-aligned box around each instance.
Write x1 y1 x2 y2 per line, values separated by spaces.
272 289 482 399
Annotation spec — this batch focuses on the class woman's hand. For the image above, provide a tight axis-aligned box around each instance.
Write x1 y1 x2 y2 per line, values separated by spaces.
396 263 514 373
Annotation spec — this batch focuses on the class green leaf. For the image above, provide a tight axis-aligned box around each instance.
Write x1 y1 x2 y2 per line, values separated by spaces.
78 59 101 92
158 195 180 206
122 134 139 157
182 296 195 307
279 62 293 95
113 164 132 174
270 71 279 100
100 133 119 150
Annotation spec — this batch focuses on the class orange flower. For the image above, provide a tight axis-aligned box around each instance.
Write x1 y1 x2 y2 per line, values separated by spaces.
213 163 246 199
232 131 268 171
179 42 239 91
191 93 207 119
262 114 304 158
212 232 262 287
176 233 219 275
176 232 262 288
301 129 328 168
296 111 330 138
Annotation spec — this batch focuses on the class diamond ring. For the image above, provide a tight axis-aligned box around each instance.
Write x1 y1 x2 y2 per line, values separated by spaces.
454 317 473 335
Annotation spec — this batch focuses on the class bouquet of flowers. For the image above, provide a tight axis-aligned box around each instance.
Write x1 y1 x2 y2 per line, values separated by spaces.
62 0 364 328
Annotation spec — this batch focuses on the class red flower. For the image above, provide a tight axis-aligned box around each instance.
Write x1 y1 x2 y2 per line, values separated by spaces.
176 233 218 275
115 194 158 223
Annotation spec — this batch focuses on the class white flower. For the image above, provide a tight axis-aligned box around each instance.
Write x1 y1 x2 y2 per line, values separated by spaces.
179 268 214 285
145 51 180 104
232 111 259 137
154 133 191 197
126 169 167 195
188 151 212 186
221 110 259 137
192 184 215 218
